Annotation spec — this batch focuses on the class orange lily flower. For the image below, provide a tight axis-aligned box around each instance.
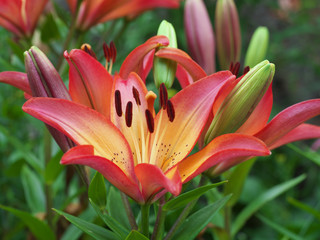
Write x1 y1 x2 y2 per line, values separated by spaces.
67 0 182 31
155 47 320 174
0 0 48 37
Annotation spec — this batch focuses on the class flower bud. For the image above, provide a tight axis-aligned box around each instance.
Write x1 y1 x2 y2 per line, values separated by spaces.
24 46 73 152
153 20 178 88
215 0 241 70
244 27 269 68
205 60 275 144
184 0 215 74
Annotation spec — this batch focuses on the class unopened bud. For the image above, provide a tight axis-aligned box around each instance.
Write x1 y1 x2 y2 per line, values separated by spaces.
184 0 215 74
205 60 275 144
215 0 241 70
153 20 178 88
24 46 73 152
244 27 269 68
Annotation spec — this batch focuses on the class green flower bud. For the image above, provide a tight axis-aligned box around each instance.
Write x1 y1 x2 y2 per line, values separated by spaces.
244 27 269 68
153 20 178 88
205 60 275 144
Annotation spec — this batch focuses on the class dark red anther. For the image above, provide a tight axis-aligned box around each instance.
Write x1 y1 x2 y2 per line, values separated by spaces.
159 83 168 110
110 41 117 63
166 100 175 122
125 101 133 127
233 62 240 76
132 87 141 105
243 66 250 75
145 109 154 133
229 62 234 71
103 42 110 62
115 90 122 117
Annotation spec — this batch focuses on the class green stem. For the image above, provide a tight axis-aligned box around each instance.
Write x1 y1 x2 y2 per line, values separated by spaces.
44 129 54 231
140 204 150 238
224 206 232 240
151 198 166 240
120 192 138 230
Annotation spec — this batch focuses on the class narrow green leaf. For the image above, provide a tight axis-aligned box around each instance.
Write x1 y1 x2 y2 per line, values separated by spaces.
54 208 118 240
257 214 303 240
163 181 227 211
0 204 55 240
45 151 64 185
21 165 45 213
89 172 107 209
107 187 131 229
288 197 320 221
40 13 61 42
224 158 256 207
232 174 306 236
125 230 149 240
174 195 232 240
90 199 129 239
287 144 320 166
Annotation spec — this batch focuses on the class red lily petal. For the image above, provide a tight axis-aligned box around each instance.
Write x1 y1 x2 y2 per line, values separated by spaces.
255 99 320 147
175 64 194 88
237 84 273 135
62 145 143 203
0 71 32 95
119 36 169 79
22 98 136 182
135 163 181 202
65 50 113 118
155 47 207 81
269 123 320 150
178 134 270 183
152 71 236 171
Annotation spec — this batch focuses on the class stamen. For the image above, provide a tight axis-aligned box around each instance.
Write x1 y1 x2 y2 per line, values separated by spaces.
103 42 110 62
115 90 122 117
159 83 168 110
166 100 175 122
229 62 234 71
132 87 141 105
110 41 117 64
233 62 240 76
81 44 97 59
145 109 154 133
125 101 133 127
243 66 250 75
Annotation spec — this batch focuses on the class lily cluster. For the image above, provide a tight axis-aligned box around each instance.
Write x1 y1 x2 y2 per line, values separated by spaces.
1 35 320 205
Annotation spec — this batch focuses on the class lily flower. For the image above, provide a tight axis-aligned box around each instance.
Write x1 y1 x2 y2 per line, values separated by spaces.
67 0 182 31
155 47 320 174
0 0 48 37
22 70 270 203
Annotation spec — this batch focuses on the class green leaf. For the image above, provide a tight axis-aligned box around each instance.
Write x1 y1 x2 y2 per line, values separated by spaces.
257 214 303 240
163 181 227 211
90 199 129 239
125 230 149 240
40 13 61 42
287 143 320 166
21 165 45 213
54 208 118 240
44 150 64 185
224 158 256 207
173 195 232 240
287 197 320 221
232 174 306 236
0 204 55 240
89 172 107 209
0 125 42 172
107 187 131 230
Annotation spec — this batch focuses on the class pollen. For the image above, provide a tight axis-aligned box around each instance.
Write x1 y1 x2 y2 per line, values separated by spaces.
125 101 133 127
114 90 122 117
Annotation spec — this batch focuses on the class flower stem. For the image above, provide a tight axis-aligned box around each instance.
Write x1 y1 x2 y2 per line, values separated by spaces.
151 198 166 240
224 205 232 240
140 204 150 237
44 128 54 231
120 192 138 230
